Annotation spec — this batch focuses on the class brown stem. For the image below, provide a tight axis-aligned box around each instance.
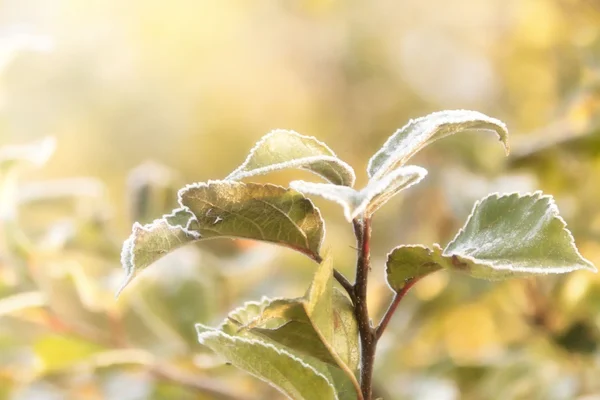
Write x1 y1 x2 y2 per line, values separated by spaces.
333 268 356 304
375 278 419 340
353 217 375 400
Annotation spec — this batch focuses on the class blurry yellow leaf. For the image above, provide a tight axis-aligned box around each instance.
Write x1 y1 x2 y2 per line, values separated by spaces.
33 334 103 372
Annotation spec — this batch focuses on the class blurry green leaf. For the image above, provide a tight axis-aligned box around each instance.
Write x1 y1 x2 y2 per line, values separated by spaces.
196 324 339 400
0 137 56 256
0 291 46 316
553 320 599 354
178 181 324 260
367 110 509 180
36 264 114 342
444 191 597 279
386 245 445 291
120 247 218 352
226 130 356 186
127 161 181 225
291 165 427 221
33 334 103 372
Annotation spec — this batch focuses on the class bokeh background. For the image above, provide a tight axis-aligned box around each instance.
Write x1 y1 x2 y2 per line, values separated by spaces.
2 0 600 399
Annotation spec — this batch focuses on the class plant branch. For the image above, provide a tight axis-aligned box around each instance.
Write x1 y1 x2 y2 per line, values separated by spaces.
333 268 356 303
375 278 419 340
353 217 376 400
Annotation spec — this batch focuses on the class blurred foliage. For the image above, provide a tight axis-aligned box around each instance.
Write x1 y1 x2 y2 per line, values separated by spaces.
1 0 600 399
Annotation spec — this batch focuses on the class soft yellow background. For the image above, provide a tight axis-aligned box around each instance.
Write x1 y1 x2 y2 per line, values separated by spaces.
2 0 600 399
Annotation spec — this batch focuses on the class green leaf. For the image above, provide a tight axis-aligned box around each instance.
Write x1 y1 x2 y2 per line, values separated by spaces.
385 192 597 284
233 260 359 372
196 325 339 400
367 110 509 180
248 290 358 371
291 165 427 221
178 181 324 260
118 208 200 295
303 259 358 373
197 261 361 399
328 291 360 373
304 257 334 343
443 191 596 279
119 182 325 294
386 244 445 291
226 130 356 186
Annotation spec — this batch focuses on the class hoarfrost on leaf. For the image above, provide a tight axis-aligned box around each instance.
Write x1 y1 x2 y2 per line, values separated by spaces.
385 192 596 286
291 165 427 221
226 129 356 186
367 109 509 180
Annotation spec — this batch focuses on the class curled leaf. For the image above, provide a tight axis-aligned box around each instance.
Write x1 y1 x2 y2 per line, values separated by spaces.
291 165 427 221
119 182 325 294
178 181 324 261
368 110 509 179
118 208 200 295
386 245 445 291
227 130 356 186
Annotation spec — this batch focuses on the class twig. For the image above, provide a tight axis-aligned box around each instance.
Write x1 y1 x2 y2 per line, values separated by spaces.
375 278 419 340
333 268 356 304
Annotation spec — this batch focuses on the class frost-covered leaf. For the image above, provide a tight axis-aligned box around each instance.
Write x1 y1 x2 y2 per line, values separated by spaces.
248 290 359 372
249 303 337 366
291 165 427 221
367 110 509 179
118 208 200 295
386 192 596 286
238 260 359 374
226 130 356 186
443 191 596 279
196 325 339 400
178 181 324 260
119 182 324 294
386 245 445 291
198 261 360 399
386 192 597 283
